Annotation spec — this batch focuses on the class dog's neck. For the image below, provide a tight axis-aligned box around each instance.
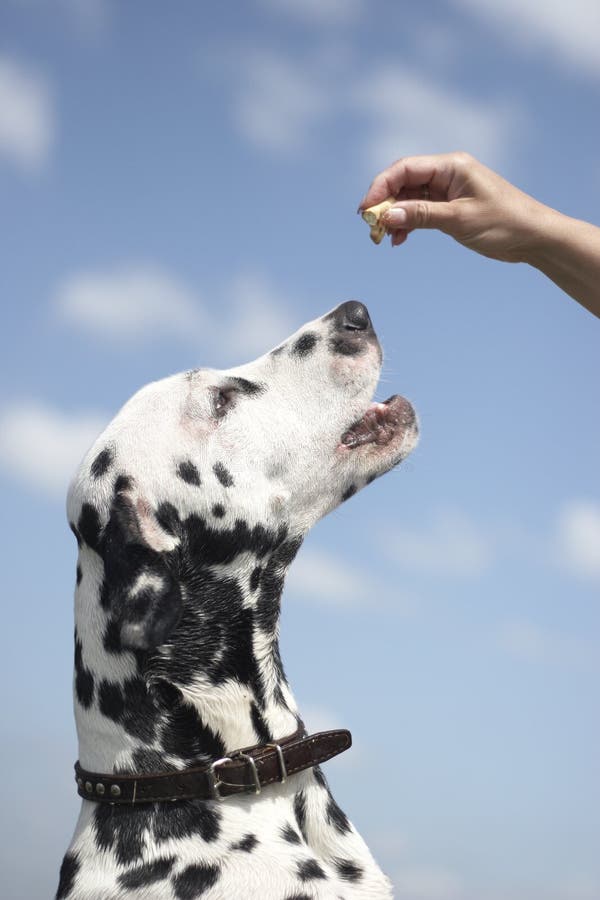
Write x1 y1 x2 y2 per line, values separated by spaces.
75 528 304 774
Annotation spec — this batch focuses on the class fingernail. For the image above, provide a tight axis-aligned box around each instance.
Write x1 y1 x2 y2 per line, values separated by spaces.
384 207 407 226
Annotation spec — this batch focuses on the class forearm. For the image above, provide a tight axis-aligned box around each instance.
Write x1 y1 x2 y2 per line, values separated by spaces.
523 208 600 319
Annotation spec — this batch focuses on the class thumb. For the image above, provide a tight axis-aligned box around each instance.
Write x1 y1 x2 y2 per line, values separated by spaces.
384 200 459 234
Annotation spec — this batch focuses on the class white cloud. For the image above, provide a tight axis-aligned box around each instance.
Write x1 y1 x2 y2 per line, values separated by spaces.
54 264 206 342
498 619 595 670
0 56 55 171
232 49 330 154
224 271 297 360
287 546 416 611
224 45 519 169
258 0 363 26
0 402 108 498
555 500 600 582
450 0 600 78
351 64 519 170
384 508 494 578
287 547 376 606
53 262 297 360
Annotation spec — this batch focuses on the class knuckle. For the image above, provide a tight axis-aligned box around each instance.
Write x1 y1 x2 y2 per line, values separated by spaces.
453 150 474 169
414 200 431 228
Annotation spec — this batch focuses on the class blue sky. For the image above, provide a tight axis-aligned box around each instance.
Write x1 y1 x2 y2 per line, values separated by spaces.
0 1 599 898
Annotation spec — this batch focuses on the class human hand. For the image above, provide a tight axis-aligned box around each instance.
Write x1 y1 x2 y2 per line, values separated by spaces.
358 151 554 263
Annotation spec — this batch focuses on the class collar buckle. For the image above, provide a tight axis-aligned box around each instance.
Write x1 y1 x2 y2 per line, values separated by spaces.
207 756 232 801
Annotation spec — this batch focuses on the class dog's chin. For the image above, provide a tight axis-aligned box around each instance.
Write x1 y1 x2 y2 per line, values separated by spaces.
338 394 418 463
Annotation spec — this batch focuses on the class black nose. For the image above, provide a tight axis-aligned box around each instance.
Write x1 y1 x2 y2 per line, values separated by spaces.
337 301 373 331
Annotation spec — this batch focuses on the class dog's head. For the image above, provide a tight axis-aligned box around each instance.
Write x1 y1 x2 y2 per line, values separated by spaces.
68 302 418 653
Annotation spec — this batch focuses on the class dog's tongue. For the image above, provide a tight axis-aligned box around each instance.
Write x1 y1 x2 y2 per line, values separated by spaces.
341 395 413 448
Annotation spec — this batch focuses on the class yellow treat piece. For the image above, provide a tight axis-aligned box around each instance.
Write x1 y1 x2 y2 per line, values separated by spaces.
369 223 386 244
362 196 396 244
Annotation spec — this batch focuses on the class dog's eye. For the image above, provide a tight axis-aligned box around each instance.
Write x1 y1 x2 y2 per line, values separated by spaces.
214 387 235 418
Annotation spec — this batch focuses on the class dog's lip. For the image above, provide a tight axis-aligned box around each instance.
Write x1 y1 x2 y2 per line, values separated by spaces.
339 395 416 449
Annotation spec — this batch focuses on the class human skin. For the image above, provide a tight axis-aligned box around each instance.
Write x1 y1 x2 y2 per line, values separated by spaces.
358 152 600 319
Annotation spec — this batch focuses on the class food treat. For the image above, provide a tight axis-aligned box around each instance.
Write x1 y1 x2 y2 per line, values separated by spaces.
361 196 396 244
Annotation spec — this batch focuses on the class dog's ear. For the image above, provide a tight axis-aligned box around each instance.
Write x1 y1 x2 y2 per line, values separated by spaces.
102 487 182 651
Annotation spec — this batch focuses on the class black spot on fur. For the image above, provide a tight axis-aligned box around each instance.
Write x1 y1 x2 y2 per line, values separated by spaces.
326 796 351 834
342 484 357 502
93 804 146 866
77 503 101 550
98 679 125 721
293 791 308 842
292 332 319 357
76 564 82 586
277 535 303 567
335 858 364 882
156 681 226 762
271 641 289 695
94 796 222 864
91 446 114 479
212 503 226 518
328 336 366 357
56 850 80 899
273 680 290 710
250 566 261 592
118 856 175 889
229 377 265 395
74 636 94 708
99 578 111 611
256 536 303 634
102 617 122 653
312 765 328 789
213 462 234 487
281 823 302 844
173 863 221 899
114 474 132 493
155 501 180 536
127 747 172 774
250 701 272 743
285 895 312 900
230 833 259 852
122 677 159 742
177 460 201 486
154 801 222 844
297 858 327 881
98 678 158 742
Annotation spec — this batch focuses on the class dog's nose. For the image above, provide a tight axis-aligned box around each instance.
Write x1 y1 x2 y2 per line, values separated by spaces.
336 301 373 332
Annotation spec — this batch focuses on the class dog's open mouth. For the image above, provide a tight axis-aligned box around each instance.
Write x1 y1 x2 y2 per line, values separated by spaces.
340 395 416 449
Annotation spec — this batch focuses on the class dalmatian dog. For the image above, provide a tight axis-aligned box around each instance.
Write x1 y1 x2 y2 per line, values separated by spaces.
55 301 418 900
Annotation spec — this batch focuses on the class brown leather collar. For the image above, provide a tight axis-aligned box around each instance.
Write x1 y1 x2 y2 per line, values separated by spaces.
74 728 351 804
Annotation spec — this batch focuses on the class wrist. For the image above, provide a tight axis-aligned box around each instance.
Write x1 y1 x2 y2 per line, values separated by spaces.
516 203 571 269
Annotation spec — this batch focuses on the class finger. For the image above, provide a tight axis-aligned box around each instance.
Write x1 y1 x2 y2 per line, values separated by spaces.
383 199 460 233
390 229 410 247
358 152 464 211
